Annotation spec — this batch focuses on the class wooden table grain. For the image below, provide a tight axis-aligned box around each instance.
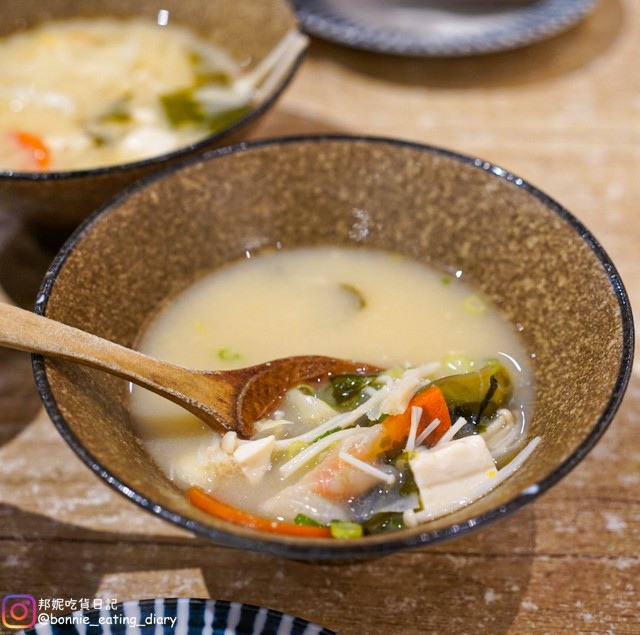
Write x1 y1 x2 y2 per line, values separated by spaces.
1 1 639 633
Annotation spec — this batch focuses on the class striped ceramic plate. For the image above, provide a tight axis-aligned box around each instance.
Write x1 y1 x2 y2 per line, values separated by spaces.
291 0 599 56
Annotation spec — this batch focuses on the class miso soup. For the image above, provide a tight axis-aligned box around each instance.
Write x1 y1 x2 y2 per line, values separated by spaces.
131 246 538 537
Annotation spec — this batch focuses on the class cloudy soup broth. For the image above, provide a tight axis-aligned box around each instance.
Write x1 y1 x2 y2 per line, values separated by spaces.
131 246 536 535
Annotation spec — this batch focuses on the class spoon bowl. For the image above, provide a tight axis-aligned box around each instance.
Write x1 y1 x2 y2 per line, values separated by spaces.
0 302 374 438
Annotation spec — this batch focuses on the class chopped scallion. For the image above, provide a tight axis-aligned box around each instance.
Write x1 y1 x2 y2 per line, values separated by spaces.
287 440 309 459
311 426 341 444
218 348 241 361
330 520 363 539
294 513 325 528
464 294 488 315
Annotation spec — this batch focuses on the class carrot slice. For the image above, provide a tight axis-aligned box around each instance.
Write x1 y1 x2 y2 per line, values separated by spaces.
13 131 51 170
187 486 332 538
376 385 452 454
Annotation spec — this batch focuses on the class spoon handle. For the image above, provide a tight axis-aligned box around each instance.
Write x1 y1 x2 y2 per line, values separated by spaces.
0 301 172 381
0 301 233 430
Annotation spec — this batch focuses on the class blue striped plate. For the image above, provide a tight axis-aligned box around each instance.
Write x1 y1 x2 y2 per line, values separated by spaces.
291 0 598 56
19 598 337 635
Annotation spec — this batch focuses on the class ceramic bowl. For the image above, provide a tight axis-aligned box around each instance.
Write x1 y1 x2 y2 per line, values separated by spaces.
0 0 304 239
33 136 634 560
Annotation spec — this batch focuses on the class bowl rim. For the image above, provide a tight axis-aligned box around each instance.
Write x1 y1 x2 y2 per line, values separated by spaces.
32 134 636 559
0 19 305 181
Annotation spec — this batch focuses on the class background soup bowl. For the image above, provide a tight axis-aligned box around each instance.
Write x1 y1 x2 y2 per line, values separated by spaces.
33 135 634 560
0 0 304 240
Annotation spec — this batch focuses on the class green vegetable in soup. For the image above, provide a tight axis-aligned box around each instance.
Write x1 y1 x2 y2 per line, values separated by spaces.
328 373 377 409
330 520 363 539
217 348 242 361
294 513 325 528
362 512 405 535
394 454 419 496
194 69 233 87
98 103 133 124
160 88 251 132
160 88 202 127
339 282 367 309
433 360 513 427
203 104 252 133
182 346 532 540
328 361 511 427
188 50 233 87
311 426 342 445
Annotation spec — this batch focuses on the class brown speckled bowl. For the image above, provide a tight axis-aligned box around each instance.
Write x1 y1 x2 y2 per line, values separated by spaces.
33 136 634 560
0 0 304 238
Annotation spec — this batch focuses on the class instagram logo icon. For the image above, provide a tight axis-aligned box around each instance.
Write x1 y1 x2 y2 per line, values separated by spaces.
2 595 37 629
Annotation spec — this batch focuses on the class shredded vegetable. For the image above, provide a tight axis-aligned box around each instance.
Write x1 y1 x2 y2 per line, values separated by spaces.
186 360 538 538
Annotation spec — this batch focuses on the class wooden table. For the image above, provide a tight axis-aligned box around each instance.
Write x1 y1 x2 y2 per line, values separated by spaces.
1 1 639 632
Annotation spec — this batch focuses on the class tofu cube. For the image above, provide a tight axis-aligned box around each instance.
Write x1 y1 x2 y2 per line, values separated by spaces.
233 435 275 484
409 435 497 512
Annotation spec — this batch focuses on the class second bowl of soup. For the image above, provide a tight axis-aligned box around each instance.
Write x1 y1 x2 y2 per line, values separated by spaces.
0 0 305 235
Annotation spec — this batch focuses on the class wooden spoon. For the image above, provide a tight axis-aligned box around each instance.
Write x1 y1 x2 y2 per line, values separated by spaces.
0 302 377 438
